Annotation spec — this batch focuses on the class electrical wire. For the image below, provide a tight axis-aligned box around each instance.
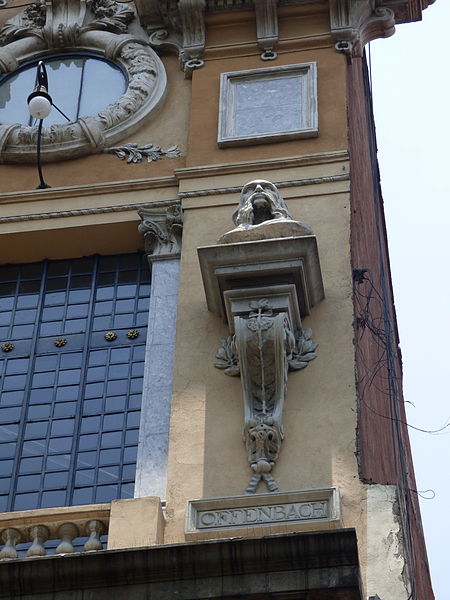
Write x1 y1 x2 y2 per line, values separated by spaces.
352 52 437 600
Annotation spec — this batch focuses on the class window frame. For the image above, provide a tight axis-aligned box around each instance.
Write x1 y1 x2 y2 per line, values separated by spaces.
217 62 318 147
0 52 128 128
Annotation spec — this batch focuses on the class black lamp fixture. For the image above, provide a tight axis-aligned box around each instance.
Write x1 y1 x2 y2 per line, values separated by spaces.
27 60 71 189
27 61 52 189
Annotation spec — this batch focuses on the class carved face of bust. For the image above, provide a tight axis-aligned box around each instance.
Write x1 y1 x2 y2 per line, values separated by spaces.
233 179 291 227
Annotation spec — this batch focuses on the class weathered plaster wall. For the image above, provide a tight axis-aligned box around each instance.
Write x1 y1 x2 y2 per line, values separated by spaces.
365 484 411 599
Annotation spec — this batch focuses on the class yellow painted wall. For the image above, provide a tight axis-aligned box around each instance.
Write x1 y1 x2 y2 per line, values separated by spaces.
0 4 377 594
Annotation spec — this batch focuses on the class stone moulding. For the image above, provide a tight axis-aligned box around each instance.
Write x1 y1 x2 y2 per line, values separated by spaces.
0 0 167 163
198 236 324 320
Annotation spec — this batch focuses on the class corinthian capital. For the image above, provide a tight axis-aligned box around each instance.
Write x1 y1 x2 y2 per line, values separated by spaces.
138 203 183 261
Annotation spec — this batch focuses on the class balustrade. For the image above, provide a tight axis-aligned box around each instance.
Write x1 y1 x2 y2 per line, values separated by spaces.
0 504 110 559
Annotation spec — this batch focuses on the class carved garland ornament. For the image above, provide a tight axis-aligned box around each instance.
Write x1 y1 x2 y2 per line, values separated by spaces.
216 300 317 494
0 0 167 163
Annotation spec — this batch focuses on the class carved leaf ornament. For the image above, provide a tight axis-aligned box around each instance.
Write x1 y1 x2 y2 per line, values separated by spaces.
215 301 318 494
0 0 168 162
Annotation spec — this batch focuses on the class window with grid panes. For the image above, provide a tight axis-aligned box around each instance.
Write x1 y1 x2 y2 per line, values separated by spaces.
0 254 149 512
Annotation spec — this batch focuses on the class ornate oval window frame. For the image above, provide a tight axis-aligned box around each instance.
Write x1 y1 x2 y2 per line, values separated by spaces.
0 0 167 163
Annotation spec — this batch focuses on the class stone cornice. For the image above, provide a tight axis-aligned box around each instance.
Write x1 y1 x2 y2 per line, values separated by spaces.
174 150 349 180
0 530 360 598
0 176 177 206
0 200 180 225
137 0 433 67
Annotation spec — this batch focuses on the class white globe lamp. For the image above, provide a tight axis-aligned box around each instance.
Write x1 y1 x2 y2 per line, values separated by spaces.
27 91 52 119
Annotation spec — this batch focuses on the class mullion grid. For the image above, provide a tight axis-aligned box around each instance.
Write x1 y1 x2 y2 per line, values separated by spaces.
0 254 148 513
3 263 48 512
15 259 87 511
72 255 146 505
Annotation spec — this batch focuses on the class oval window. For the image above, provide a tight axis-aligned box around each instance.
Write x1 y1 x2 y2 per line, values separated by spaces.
0 55 127 126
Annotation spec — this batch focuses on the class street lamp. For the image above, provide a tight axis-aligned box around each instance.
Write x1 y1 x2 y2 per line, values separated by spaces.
27 61 52 189
27 60 71 189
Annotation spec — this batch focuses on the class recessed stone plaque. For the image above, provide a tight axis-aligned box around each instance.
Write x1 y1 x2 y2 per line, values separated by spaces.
186 488 341 540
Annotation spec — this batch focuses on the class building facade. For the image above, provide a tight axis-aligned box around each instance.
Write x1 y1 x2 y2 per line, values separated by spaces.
0 0 435 598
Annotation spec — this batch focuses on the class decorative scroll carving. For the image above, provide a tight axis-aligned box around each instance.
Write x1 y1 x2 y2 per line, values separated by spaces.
138 204 183 260
0 1 46 46
104 142 180 163
215 300 317 494
86 0 135 34
0 0 167 163
330 0 395 58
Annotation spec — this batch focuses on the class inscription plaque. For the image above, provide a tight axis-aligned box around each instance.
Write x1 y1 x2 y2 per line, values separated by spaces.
198 500 328 529
186 488 341 539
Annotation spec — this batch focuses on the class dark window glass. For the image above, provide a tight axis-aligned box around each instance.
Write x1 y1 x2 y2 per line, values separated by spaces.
0 443 16 459
0 56 126 127
43 471 69 489
0 254 148 511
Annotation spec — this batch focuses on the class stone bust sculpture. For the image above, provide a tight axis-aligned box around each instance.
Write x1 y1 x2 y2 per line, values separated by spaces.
232 180 291 226
219 179 313 243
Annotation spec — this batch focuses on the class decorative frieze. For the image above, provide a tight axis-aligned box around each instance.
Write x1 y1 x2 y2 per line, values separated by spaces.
186 488 341 538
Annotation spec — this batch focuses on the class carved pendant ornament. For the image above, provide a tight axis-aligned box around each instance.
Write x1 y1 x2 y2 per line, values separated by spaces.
0 0 168 162
216 301 317 494
207 179 322 495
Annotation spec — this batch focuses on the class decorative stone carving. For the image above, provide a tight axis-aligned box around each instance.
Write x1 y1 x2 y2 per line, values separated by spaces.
200 179 323 494
137 1 428 70
27 524 49 557
55 522 78 554
105 142 180 163
138 203 183 261
0 0 167 163
84 519 104 551
219 179 313 244
253 0 278 60
216 300 317 493
0 528 21 559
330 0 395 58
178 0 206 65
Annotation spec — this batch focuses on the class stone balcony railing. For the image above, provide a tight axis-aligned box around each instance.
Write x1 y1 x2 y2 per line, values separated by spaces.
0 497 164 559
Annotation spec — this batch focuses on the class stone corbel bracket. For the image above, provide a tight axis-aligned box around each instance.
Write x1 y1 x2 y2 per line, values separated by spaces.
139 0 281 74
143 0 206 78
330 0 396 59
253 0 279 61
198 235 324 494
138 203 183 262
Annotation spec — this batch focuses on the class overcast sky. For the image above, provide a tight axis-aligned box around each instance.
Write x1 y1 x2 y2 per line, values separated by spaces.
370 3 448 597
